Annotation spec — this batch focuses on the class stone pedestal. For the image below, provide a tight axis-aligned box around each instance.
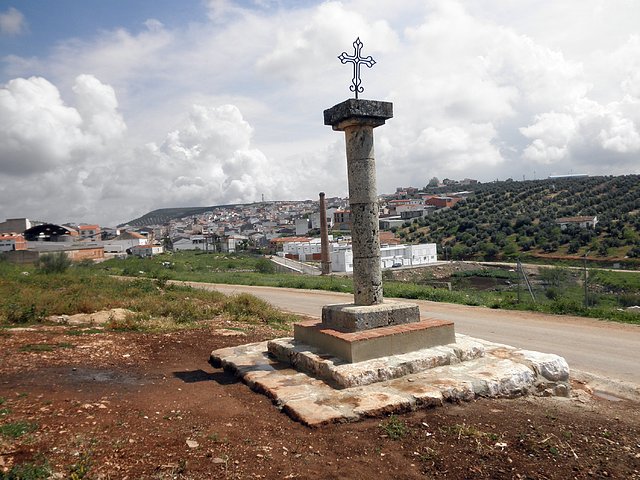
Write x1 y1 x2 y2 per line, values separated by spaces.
293 318 456 364
321 301 419 332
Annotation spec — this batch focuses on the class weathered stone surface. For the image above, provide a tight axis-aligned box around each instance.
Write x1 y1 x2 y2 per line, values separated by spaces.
282 399 347 426
462 358 537 398
323 99 393 130
514 350 570 382
321 301 420 332
349 389 415 417
347 158 377 204
213 335 571 426
349 204 380 257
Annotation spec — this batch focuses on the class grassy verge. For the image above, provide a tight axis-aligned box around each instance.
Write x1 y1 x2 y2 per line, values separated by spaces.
0 258 298 331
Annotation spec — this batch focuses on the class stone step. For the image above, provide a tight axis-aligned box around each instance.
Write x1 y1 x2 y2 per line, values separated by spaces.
268 335 484 388
210 335 570 427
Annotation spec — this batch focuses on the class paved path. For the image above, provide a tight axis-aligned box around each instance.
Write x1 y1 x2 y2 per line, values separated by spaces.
175 281 640 385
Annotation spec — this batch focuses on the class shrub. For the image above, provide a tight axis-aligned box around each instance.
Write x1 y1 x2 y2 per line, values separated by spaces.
37 252 71 274
545 286 560 301
4 302 43 324
255 258 276 274
224 293 295 326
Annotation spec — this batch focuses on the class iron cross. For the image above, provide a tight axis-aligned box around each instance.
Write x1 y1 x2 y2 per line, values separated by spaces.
338 37 376 99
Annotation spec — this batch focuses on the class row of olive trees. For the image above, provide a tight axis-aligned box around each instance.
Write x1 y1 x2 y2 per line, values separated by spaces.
401 175 640 259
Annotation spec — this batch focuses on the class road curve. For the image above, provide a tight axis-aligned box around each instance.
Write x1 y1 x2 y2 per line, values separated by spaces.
176 281 640 385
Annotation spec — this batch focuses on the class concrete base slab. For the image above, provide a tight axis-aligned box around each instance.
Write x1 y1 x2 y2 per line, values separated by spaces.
321 301 420 332
293 318 455 363
210 334 570 427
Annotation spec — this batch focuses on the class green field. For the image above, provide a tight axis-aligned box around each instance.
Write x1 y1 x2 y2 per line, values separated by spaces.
1 252 639 327
100 252 640 324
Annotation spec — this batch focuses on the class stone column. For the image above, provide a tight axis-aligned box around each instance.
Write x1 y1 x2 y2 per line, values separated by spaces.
319 192 332 275
324 99 392 306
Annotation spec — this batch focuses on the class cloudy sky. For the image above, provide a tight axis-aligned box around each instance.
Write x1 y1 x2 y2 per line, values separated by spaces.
1 0 639 226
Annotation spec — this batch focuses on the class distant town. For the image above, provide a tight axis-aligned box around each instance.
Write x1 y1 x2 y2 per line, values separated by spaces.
0 178 488 273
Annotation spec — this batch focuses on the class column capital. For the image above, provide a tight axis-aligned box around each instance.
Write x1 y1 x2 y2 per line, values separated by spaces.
324 99 393 132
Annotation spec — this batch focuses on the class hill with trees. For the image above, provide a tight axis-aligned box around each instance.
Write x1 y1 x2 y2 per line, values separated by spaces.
120 205 239 227
396 175 640 263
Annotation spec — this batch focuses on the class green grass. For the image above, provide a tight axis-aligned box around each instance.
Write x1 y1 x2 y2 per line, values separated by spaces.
0 257 301 332
19 342 75 352
0 420 38 439
2 459 51 480
66 328 105 336
99 254 640 325
379 415 409 440
3 252 639 327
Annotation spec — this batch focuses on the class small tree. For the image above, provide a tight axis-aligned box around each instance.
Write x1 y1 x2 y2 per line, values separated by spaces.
37 252 72 274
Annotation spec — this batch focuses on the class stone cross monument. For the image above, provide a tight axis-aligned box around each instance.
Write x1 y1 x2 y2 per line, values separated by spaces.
289 38 455 363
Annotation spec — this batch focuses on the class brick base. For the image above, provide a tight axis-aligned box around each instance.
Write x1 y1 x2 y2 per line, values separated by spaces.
293 318 456 363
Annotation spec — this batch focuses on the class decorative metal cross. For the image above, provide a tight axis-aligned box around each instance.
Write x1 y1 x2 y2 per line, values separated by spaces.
338 37 376 99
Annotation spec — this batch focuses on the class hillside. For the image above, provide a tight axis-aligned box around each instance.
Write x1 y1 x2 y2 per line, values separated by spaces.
397 175 640 262
120 205 238 227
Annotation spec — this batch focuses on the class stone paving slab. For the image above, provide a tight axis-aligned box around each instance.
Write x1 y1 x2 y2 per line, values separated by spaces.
210 334 570 427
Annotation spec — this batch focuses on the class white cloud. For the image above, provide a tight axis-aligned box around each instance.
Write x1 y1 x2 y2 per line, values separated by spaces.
0 7 26 36
96 103 289 221
1 0 640 223
520 97 640 170
0 75 124 176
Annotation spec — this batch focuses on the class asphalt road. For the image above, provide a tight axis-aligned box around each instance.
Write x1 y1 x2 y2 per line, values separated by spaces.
179 281 640 386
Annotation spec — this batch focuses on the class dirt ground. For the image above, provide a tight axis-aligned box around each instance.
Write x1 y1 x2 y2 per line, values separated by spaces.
1 320 639 480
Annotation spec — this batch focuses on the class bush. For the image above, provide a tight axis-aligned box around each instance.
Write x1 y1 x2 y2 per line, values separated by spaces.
37 252 71 274
255 258 276 274
5 303 42 324
545 286 560 301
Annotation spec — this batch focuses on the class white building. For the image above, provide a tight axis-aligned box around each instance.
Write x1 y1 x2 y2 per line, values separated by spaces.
281 238 326 261
131 244 164 257
104 231 148 252
172 235 206 251
0 234 27 252
310 212 334 230
555 216 598 230
295 218 310 235
331 243 438 273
